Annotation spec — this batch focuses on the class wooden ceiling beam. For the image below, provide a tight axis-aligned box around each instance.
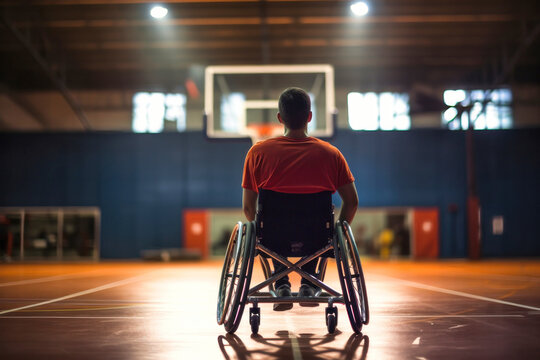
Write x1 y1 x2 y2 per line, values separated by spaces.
3 0 261 4
36 36 499 51
12 14 516 29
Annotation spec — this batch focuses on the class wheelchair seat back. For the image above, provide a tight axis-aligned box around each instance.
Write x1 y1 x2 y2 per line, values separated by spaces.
256 189 334 257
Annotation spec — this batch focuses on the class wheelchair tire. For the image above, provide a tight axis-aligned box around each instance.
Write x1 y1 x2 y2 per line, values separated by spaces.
341 221 370 325
224 221 256 333
335 221 369 333
217 223 242 325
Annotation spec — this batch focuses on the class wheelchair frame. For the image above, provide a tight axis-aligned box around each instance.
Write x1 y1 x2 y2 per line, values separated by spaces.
217 218 369 334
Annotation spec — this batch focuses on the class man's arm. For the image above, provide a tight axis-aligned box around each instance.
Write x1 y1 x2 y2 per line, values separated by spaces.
337 182 359 224
243 188 258 221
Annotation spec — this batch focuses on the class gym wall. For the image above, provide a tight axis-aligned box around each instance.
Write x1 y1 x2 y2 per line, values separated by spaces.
0 129 538 258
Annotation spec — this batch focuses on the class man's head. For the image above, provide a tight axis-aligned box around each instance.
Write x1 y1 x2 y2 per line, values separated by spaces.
278 87 312 130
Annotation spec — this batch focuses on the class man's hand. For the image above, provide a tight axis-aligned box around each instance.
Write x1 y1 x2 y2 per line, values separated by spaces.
243 188 258 221
337 182 359 224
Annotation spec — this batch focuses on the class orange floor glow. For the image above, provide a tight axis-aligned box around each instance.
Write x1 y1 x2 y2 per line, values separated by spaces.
0 260 539 359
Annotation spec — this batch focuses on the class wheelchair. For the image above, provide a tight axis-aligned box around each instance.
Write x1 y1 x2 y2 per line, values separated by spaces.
217 189 369 334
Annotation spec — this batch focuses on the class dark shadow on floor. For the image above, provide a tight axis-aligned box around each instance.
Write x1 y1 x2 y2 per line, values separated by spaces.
218 331 369 360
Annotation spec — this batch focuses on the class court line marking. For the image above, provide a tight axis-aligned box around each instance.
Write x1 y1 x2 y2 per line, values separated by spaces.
0 314 525 320
289 334 303 360
375 314 524 318
0 316 146 319
0 271 100 287
477 274 540 283
285 316 303 360
379 275 540 311
0 272 156 316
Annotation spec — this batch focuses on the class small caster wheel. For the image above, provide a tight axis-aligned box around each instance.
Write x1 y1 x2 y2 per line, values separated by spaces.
325 305 338 333
250 313 260 334
249 306 260 334
326 313 337 333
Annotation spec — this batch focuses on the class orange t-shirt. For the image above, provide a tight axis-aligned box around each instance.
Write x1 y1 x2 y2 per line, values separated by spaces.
242 136 354 194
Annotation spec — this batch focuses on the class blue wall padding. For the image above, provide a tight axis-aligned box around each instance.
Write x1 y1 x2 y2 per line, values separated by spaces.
474 130 540 257
1 129 538 258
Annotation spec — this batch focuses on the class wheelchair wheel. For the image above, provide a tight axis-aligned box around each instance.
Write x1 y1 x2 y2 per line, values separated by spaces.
335 220 370 333
224 221 256 333
217 223 242 325
341 221 369 325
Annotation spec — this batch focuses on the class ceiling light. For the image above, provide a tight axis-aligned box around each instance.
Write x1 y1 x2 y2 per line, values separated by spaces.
350 1 369 17
150 6 168 19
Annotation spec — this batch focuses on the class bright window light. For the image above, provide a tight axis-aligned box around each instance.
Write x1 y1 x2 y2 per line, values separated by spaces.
221 93 246 132
348 92 410 131
132 92 186 133
443 90 466 107
351 1 369 16
379 92 395 130
150 6 168 19
442 88 512 130
363 92 379 131
164 94 187 131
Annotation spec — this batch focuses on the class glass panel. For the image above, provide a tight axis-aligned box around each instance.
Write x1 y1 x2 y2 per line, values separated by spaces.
0 214 20 261
24 213 59 259
500 106 512 129
379 92 395 131
443 88 513 130
221 92 246 132
133 92 186 133
443 90 466 106
348 92 363 130
63 214 96 259
485 103 500 129
350 209 412 258
444 107 458 122
133 92 151 133
349 92 410 131
363 92 379 131
394 115 411 131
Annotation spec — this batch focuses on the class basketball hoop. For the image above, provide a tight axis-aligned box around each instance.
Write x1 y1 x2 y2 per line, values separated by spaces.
245 123 283 144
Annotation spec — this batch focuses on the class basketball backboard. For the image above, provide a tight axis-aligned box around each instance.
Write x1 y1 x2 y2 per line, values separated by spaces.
204 64 336 144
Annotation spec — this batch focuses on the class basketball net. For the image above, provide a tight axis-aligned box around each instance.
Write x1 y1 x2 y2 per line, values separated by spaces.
245 123 284 144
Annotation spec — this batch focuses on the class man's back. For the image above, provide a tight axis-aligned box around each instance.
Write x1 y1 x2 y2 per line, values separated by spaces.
242 136 354 194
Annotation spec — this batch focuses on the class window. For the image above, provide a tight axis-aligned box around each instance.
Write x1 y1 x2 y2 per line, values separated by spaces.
221 92 246 132
132 92 186 133
348 92 410 131
443 88 512 130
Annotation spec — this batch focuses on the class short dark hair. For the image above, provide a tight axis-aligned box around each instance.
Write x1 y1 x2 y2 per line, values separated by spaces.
278 87 311 130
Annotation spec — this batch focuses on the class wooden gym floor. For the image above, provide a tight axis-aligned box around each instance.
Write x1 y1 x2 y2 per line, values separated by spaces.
0 260 539 359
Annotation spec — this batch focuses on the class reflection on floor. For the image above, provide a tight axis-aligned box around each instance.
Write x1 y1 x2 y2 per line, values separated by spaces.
0 261 538 359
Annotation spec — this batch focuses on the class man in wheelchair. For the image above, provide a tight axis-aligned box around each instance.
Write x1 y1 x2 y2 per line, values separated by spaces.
242 87 359 311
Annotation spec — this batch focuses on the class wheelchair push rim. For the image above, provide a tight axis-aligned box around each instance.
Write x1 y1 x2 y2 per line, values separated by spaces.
341 221 370 325
224 221 256 333
335 220 370 333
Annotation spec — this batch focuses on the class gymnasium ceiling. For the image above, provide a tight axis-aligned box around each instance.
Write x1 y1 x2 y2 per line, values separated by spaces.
1 0 539 94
